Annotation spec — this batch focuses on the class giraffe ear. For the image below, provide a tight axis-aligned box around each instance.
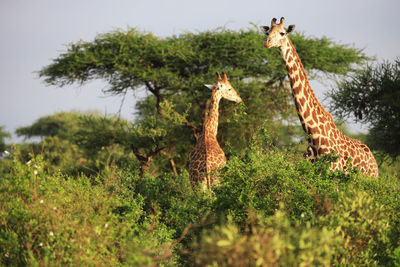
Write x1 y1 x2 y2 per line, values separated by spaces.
287 24 295 34
204 84 214 90
260 26 269 35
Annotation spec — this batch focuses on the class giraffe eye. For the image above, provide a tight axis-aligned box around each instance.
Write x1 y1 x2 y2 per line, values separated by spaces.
280 32 285 36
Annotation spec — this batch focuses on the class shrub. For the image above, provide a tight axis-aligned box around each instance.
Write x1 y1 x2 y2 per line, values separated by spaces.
213 143 351 225
191 208 340 266
0 155 175 266
1 141 398 266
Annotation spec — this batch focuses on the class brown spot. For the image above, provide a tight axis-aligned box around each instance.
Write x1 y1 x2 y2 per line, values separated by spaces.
292 64 298 72
293 85 301 94
288 56 293 63
320 137 329 146
303 107 310 119
299 97 306 107
318 147 329 154
285 49 290 59
312 110 318 123
308 126 319 135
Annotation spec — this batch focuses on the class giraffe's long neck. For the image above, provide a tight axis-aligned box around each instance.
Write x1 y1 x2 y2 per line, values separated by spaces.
204 90 221 138
280 38 336 148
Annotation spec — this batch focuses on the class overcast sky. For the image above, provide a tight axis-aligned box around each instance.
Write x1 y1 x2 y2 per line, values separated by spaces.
1 0 399 142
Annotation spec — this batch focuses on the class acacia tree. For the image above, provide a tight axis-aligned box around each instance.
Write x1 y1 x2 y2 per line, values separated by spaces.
38 27 368 173
328 59 400 158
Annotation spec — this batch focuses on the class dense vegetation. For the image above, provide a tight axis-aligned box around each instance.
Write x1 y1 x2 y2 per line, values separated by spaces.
1 27 399 266
1 139 399 266
37 26 369 175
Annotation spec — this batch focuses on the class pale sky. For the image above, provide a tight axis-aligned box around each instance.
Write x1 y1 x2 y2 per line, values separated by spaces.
1 0 399 142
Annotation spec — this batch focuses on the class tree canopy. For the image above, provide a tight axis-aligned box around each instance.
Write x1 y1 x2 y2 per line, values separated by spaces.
328 58 400 158
37 26 369 175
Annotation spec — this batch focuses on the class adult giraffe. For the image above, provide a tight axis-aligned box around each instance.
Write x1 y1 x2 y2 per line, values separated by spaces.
261 17 378 177
188 72 243 193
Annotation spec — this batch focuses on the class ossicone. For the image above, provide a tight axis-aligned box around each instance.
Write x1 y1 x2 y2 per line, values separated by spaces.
222 72 228 81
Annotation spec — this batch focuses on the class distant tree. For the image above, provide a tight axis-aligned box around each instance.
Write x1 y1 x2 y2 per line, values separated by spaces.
15 109 187 176
38 27 369 172
0 126 11 153
15 112 89 173
15 111 89 140
328 59 400 157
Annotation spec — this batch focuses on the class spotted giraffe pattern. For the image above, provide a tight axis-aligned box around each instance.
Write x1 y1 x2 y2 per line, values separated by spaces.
261 17 378 177
189 72 243 190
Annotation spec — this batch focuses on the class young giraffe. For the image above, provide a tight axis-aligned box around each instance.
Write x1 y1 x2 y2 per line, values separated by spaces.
261 17 378 177
189 72 243 192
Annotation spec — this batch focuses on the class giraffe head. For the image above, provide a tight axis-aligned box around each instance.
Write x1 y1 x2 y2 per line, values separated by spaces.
261 17 295 48
205 72 242 103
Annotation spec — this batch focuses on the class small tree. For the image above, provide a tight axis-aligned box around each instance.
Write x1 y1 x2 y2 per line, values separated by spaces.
328 59 400 157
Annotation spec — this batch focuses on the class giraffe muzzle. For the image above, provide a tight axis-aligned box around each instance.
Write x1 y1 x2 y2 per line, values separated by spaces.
264 40 272 48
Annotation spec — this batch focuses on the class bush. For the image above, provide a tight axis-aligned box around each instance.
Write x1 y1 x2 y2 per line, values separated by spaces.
0 155 175 266
213 143 350 225
320 189 392 265
0 142 398 266
191 208 340 266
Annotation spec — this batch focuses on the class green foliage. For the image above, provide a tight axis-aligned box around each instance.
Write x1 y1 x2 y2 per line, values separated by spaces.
38 27 369 174
191 209 340 266
329 58 400 157
133 171 211 236
213 136 347 225
320 189 391 265
14 111 131 175
0 154 175 266
1 139 399 266
3 25 397 266
15 111 92 140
